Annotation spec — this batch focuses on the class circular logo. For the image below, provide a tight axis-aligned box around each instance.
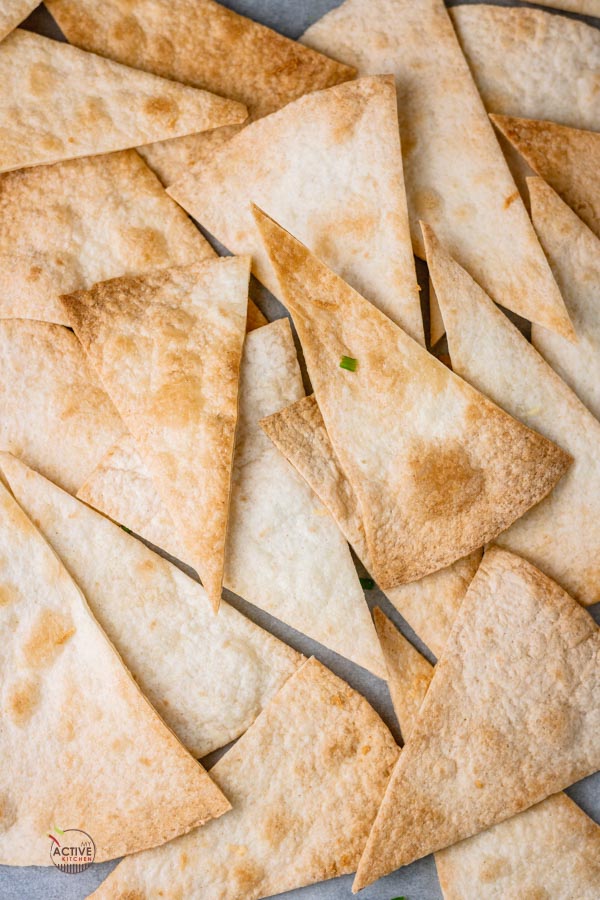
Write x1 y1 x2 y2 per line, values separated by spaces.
49 829 95 874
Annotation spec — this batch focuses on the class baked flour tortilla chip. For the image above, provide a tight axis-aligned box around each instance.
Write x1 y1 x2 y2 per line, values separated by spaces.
354 547 600 889
0 452 302 758
261 392 481 658
0 150 216 324
78 319 386 678
0 479 229 866
451 5 600 131
378 600 600 900
0 1 37 42
0 29 247 173
46 0 355 186
254 207 570 590
529 178 600 422
62 257 250 611
89 657 399 899
0 319 125 494
302 0 573 339
425 224 600 606
168 76 423 342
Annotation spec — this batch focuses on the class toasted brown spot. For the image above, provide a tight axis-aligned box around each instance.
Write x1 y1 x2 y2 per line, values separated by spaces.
116 892 146 900
28 63 58 97
479 855 510 883
111 14 145 54
330 692 346 708
0 792 17 834
0 583 20 607
262 810 299 849
149 378 203 428
22 609 75 668
504 191 520 210
8 679 40 725
233 860 264 892
144 96 179 126
120 226 170 267
76 97 112 133
136 558 157 575
27 266 43 283
179 851 188 870
409 442 484 520
40 135 63 153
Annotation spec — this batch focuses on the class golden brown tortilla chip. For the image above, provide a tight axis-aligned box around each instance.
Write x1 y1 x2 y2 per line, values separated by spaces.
0 479 229 866
354 547 600 888
89 658 399 899
253 206 570 590
62 257 250 611
0 0 37 41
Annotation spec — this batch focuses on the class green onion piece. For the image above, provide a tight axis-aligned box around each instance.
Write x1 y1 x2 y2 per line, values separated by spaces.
121 524 133 535
360 577 375 590
340 355 358 372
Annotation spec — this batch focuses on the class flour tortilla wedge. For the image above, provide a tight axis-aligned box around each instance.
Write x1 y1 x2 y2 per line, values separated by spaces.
89 657 399 899
302 0 572 339
0 150 216 324
168 76 422 342
0 1 37 41
451 5 600 131
354 546 600 889
0 319 125 494
62 257 249 611
46 0 354 185
0 29 246 173
0 479 229 866
77 319 386 678
424 223 600 605
0 452 302 758
254 207 570 590
492 116 600 242
529 178 600 422
261 392 481 657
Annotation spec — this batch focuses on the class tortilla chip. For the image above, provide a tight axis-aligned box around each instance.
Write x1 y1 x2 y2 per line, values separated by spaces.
62 257 249 611
246 298 268 331
78 320 386 677
1 452 302 758
354 547 600 888
425 224 600 606
451 5 600 131
89 657 399 899
168 76 423 342
261 392 481 657
46 0 355 185
0 0 37 41
253 207 571 590
529 178 600 422
0 320 125 494
0 150 215 324
302 0 572 339
0 29 246 173
492 116 600 241
0 479 229 866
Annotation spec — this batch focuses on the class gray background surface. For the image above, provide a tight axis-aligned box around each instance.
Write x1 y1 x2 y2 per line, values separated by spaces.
2 1 600 898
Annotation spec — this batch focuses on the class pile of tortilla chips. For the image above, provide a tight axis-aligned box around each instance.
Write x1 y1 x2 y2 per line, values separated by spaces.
1 1 599 898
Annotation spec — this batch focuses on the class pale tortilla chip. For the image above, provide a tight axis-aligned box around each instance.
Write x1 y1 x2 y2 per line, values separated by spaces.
78 320 386 678
451 5 600 131
354 547 600 888
529 178 600 422
0 319 125 494
302 0 572 339
0 150 215 324
253 207 571 591
0 29 246 173
0 0 37 41
492 115 600 241
62 257 250 611
261 392 481 658
89 657 399 899
1 452 302 758
46 0 355 185
168 76 423 342
0 479 229 866
425 224 600 605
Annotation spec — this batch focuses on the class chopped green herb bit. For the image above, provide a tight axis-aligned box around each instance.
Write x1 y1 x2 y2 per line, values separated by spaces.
340 355 358 372
360 577 375 590
121 525 133 535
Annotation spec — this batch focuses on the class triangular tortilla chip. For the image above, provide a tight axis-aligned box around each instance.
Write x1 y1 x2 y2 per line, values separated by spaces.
88 657 399 899
354 547 600 888
529 178 600 421
0 29 246 173
424 224 600 606
253 207 571 590
0 479 229 866
0 319 125 494
261 392 481 657
77 320 386 677
46 0 355 185
451 5 600 131
0 452 302 758
302 0 572 339
168 76 423 342
62 257 250 611
0 0 37 41
0 150 216 324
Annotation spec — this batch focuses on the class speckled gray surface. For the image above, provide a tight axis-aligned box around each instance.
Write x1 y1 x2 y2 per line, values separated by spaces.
1 2 599 899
